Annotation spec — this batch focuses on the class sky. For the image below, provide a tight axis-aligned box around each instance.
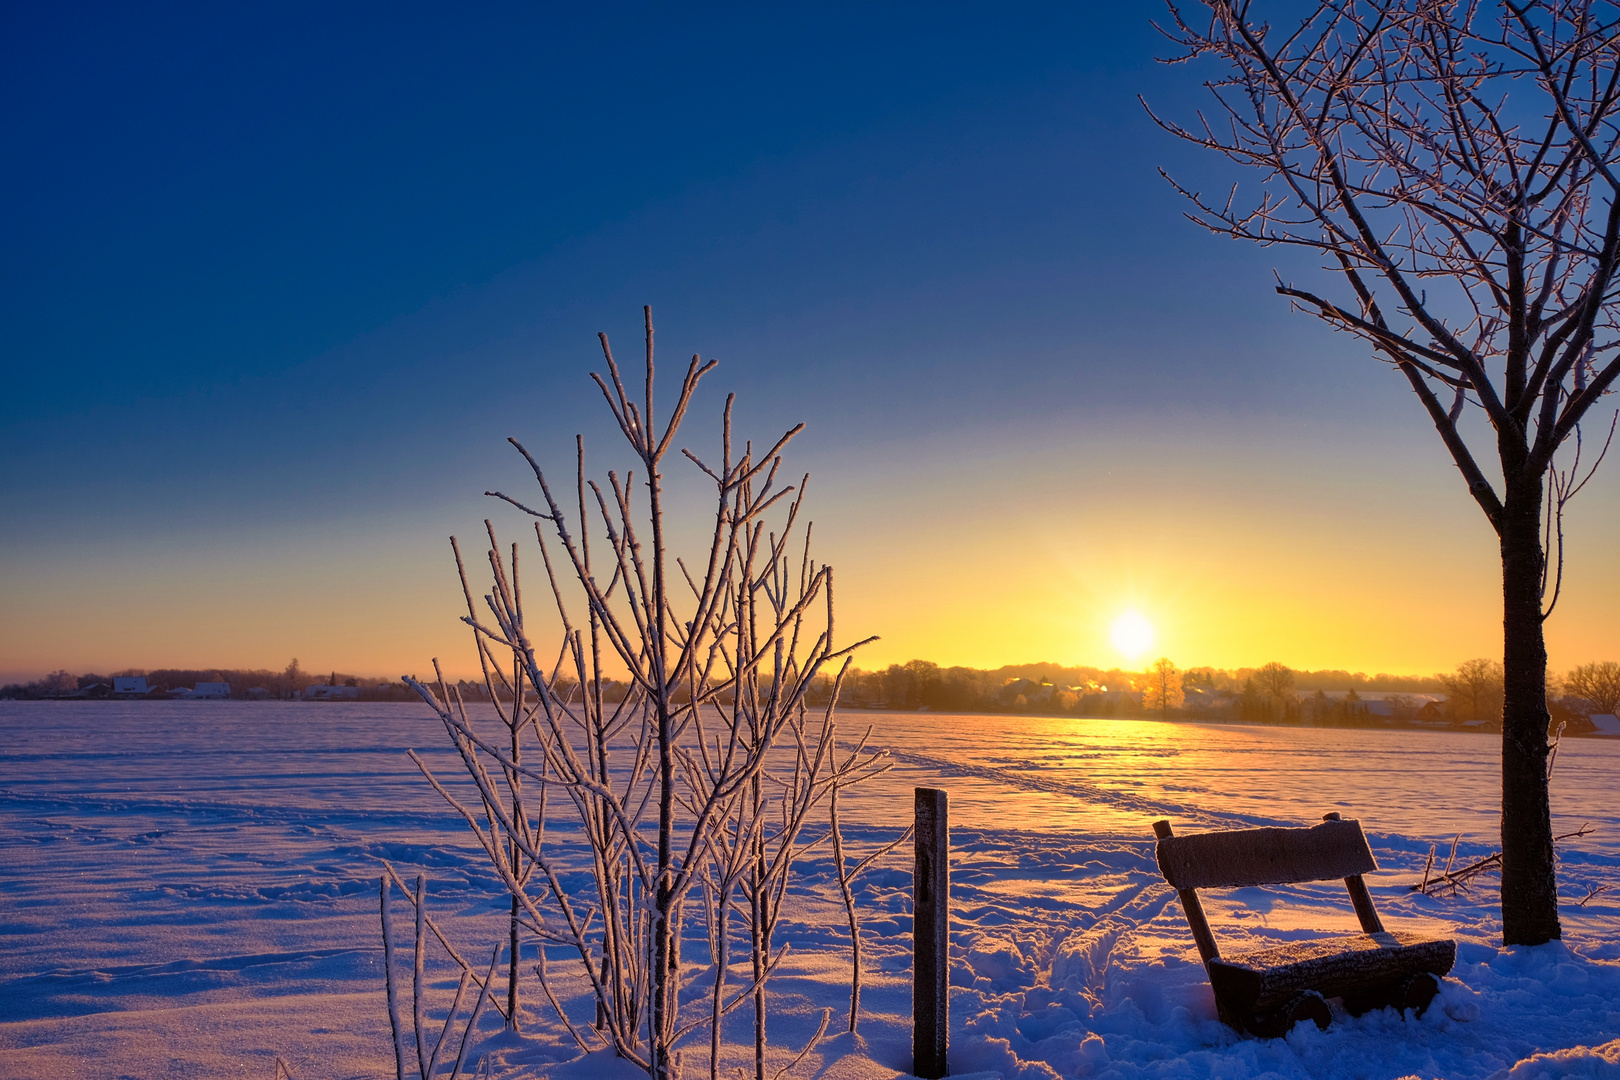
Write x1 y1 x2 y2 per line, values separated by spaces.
3 2 1618 684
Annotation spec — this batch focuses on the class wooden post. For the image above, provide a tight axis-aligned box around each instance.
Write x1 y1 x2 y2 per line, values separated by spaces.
914 787 949 1079
1323 812 1386 933
1152 819 1220 965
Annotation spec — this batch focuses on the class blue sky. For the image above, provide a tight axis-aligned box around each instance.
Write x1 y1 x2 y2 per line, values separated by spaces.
4 2 1616 681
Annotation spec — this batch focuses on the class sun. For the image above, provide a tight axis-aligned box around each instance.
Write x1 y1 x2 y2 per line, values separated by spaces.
1110 611 1155 661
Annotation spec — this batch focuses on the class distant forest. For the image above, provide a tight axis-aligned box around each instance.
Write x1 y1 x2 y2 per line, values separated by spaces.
831 660 1443 708
821 657 1613 736
6 656 1612 737
822 660 1442 718
4 657 1439 704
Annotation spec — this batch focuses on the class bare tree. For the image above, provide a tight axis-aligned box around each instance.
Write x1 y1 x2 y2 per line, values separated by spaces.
1142 657 1186 718
1566 659 1620 712
404 309 892 1080
1153 0 1620 944
1441 657 1507 725
1252 660 1295 712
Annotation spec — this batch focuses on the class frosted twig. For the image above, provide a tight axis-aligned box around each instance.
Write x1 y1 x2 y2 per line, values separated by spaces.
770 1007 831 1080
534 959 602 1052
380 877 406 1080
449 945 503 1080
413 875 428 1080
1412 823 1597 894
382 863 509 1020
1578 883 1612 907
424 970 470 1080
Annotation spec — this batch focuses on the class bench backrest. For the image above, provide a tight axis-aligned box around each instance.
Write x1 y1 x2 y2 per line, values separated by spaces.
1156 818 1378 890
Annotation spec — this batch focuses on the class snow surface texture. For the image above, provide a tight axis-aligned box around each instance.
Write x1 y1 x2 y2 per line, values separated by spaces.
0 703 1616 1080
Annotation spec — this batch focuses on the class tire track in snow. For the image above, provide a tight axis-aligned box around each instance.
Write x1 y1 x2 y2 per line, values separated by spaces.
876 747 1283 830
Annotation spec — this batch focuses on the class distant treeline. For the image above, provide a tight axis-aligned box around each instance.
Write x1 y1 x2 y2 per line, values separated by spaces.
814 657 1616 737
0 659 417 701
821 659 1442 714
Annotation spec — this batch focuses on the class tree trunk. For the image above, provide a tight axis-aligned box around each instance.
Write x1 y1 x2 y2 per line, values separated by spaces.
651 446 676 1080
508 710 523 1031
652 695 676 1079
508 895 521 1029
1498 480 1561 945
751 784 768 1080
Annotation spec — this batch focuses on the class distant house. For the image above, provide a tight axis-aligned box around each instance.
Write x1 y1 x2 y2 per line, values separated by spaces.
303 684 360 701
1309 690 1445 721
1182 686 1236 712
112 676 150 696
171 682 231 700
246 687 272 700
1591 714 1620 736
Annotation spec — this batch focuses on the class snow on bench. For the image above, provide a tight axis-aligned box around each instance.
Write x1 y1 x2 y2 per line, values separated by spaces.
1152 812 1456 1038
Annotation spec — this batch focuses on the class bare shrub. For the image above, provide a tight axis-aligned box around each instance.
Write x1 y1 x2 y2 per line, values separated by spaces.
403 309 893 1080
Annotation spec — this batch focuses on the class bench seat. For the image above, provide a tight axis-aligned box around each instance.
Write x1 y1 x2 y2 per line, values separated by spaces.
1207 930 1456 1014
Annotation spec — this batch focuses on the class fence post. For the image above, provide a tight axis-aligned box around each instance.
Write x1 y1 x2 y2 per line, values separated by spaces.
914 787 949 1079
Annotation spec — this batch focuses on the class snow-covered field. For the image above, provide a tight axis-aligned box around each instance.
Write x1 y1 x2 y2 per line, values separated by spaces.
1 702 1617 1080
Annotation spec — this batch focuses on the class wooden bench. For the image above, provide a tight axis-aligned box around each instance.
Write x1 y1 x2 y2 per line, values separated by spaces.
1151 813 1456 1037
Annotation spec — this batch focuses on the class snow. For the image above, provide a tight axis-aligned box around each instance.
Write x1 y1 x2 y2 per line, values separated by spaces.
1497 1038 1620 1079
1 702 1617 1079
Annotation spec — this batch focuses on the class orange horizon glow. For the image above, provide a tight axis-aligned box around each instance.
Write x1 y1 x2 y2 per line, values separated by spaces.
4 413 1618 687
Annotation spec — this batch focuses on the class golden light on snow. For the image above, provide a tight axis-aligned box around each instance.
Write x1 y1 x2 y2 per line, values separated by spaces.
1110 611 1154 660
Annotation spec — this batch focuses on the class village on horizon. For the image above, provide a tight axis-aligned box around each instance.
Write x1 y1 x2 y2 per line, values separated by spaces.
9 655 1619 738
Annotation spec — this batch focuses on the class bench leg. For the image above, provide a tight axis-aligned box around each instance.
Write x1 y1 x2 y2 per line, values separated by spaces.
1214 997 1247 1033
1248 990 1330 1038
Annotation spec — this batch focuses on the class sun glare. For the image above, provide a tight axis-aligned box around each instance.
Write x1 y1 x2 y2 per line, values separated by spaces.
1110 611 1154 660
